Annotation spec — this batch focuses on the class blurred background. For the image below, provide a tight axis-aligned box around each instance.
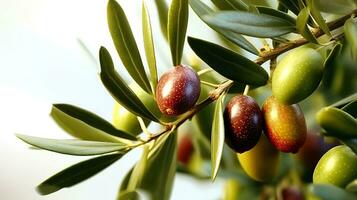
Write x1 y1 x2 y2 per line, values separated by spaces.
0 0 231 199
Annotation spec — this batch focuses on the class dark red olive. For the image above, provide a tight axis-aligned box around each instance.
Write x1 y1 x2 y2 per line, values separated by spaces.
156 64 200 116
282 186 305 200
224 95 263 153
177 134 194 164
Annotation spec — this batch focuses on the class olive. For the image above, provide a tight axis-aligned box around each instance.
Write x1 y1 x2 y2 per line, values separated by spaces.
313 145 357 187
272 47 323 104
156 64 200 116
177 133 194 164
263 96 307 153
237 134 280 182
224 94 263 153
282 186 305 200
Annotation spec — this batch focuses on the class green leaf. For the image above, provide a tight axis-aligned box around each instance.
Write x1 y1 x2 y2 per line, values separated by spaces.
211 95 225 180
37 153 123 195
188 37 268 86
341 139 357 155
99 47 158 122
256 6 297 26
16 134 126 156
51 104 136 142
142 0 158 94
168 0 189 65
344 18 357 59
127 146 149 190
190 0 259 55
203 10 296 38
154 0 169 40
315 0 357 15
342 100 357 118
306 0 331 37
316 107 357 138
324 43 342 70
296 7 318 43
107 0 151 93
278 0 301 15
211 0 248 11
139 134 177 200
330 93 357 108
309 184 357 200
118 191 140 200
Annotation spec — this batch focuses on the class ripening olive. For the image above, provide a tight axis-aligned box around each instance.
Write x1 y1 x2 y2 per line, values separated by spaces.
313 145 357 187
282 186 305 200
237 134 280 182
263 96 307 153
156 64 200 116
177 133 194 164
272 47 323 104
224 95 263 153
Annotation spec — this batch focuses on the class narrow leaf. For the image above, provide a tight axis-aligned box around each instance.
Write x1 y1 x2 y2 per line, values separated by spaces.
142 0 158 94
330 93 357 108
16 134 126 156
154 0 169 40
211 95 225 180
99 47 158 122
37 153 123 195
315 0 357 15
52 104 136 141
168 0 189 65
190 0 259 55
342 100 357 118
316 107 357 139
344 18 357 59
107 0 151 93
256 6 296 26
341 139 357 155
296 7 318 43
278 0 301 15
306 0 331 37
139 134 177 200
322 43 342 89
309 184 357 200
127 146 149 190
118 191 140 200
211 0 248 11
188 37 268 86
203 10 296 38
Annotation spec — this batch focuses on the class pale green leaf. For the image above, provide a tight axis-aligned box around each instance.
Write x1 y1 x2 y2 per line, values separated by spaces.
211 0 248 11
309 184 357 200
296 7 318 43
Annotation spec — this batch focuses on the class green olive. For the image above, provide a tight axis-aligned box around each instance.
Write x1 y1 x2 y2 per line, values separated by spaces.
272 47 323 104
313 145 357 187
237 134 280 182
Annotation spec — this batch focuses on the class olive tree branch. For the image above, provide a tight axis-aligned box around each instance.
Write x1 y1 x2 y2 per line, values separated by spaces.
134 9 357 147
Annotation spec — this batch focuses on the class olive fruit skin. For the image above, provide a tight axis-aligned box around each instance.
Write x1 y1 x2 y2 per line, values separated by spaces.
177 134 194 164
263 96 307 153
224 95 263 153
272 47 323 104
282 186 305 200
313 145 357 187
156 64 200 116
238 134 280 182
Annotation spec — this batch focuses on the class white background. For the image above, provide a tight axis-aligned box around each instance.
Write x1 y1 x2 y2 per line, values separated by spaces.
0 0 226 199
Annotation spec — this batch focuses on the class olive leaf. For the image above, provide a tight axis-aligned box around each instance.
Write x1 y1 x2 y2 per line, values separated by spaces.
316 107 357 138
99 47 158 122
203 10 296 38
211 0 248 11
37 153 123 195
344 18 357 59
278 0 301 15
306 0 331 37
256 6 296 25
107 0 152 94
168 0 189 65
315 0 357 15
142 0 158 94
188 37 269 86
51 104 136 142
296 7 318 43
154 0 169 40
190 0 259 55
309 184 357 200
322 43 342 89
127 146 149 190
16 134 127 156
211 95 225 180
342 100 357 118
118 191 140 200
341 139 357 155
330 93 357 108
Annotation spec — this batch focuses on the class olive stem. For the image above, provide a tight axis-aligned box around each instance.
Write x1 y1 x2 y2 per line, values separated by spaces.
255 8 357 65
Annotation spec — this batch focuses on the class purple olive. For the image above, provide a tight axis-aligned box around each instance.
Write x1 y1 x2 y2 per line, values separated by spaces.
156 65 200 116
224 95 263 153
